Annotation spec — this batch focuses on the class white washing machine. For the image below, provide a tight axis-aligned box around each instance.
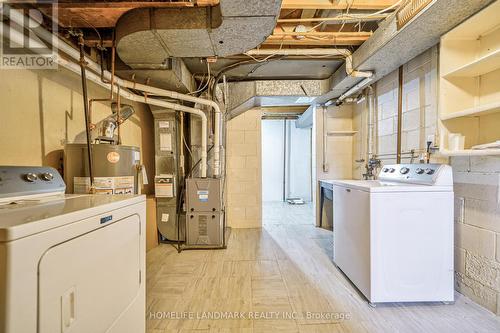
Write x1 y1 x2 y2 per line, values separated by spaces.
331 164 454 304
0 166 146 333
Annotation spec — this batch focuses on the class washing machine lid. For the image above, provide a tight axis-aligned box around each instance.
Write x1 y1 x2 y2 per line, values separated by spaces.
0 194 145 241
329 179 453 193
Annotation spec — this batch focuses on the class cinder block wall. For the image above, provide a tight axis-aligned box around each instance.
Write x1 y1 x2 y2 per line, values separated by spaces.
225 109 262 228
352 46 500 314
375 46 439 164
453 156 500 314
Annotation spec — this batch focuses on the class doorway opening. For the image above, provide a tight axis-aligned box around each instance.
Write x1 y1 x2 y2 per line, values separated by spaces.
261 117 313 225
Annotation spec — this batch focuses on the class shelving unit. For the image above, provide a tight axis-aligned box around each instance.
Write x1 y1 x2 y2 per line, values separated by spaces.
438 149 500 157
438 1 500 156
327 130 358 136
440 101 500 121
443 49 500 78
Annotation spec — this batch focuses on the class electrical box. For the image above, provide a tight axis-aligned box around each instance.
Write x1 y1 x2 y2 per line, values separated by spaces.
185 178 223 246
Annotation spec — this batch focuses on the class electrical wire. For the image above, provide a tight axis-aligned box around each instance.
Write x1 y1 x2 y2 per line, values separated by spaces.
188 61 211 95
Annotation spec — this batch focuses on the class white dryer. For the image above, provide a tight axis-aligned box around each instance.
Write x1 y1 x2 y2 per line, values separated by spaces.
331 164 454 304
0 166 146 333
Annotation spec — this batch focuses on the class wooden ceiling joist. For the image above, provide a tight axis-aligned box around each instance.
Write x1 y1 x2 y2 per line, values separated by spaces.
277 14 389 24
264 34 371 46
35 1 220 28
281 0 399 10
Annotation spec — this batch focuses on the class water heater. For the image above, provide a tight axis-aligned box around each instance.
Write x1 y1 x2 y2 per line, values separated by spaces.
64 143 141 194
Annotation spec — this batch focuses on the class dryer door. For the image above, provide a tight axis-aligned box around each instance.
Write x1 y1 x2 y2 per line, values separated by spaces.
38 215 141 333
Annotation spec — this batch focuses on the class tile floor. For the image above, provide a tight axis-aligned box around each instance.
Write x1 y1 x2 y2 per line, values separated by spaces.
146 202 500 332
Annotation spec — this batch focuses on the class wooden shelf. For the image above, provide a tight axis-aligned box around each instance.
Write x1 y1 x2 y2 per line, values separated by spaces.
441 101 500 120
438 149 500 157
326 131 358 136
443 49 500 78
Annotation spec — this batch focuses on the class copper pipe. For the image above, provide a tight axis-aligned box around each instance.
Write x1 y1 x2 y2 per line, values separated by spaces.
89 37 117 129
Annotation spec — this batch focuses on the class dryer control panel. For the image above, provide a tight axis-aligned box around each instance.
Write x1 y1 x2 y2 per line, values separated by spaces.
378 164 453 186
0 166 66 200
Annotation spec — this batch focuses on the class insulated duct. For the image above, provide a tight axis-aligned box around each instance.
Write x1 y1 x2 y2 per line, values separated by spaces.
115 0 282 66
313 0 495 104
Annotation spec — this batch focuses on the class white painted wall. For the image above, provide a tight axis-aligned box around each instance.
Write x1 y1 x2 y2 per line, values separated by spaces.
287 122 312 201
262 120 285 202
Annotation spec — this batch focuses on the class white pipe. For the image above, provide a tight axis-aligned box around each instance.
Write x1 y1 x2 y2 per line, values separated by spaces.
366 86 375 162
6 6 220 177
337 77 373 103
246 48 350 57
60 59 209 178
245 48 373 79
1 22 208 178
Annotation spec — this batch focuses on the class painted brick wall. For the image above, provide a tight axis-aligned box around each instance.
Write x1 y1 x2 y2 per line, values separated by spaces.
225 110 262 228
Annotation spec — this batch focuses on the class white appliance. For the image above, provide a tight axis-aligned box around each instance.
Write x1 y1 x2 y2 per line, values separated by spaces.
0 166 146 333
331 164 454 304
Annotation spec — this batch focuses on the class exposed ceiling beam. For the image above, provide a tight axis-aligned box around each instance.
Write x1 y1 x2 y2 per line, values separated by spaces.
42 1 218 9
271 31 372 37
35 1 219 28
263 34 371 46
281 0 399 10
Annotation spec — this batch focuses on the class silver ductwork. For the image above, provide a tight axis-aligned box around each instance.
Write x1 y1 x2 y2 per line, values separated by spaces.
115 0 282 66
226 80 327 120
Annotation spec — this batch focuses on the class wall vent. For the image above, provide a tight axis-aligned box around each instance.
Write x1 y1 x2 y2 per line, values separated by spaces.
396 0 433 30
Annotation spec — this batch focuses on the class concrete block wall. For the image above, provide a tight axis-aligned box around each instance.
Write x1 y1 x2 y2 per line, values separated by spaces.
452 156 500 314
374 46 438 164
225 109 262 228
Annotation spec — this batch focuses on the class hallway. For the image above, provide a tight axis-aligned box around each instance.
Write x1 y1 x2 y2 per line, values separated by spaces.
146 206 500 333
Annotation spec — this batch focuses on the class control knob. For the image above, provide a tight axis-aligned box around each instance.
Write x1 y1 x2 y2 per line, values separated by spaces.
40 172 54 181
383 168 389 173
415 168 425 174
24 173 38 182
400 167 410 174
389 168 396 173
425 168 435 175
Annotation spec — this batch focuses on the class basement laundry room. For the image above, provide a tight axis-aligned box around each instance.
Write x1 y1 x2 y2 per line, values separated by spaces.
1 0 500 332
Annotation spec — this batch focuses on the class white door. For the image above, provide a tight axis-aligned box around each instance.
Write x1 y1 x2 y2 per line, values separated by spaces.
333 185 371 299
38 215 141 333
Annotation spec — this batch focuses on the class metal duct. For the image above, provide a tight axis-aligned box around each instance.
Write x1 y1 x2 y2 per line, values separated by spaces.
226 80 327 120
115 0 282 65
